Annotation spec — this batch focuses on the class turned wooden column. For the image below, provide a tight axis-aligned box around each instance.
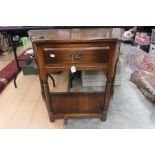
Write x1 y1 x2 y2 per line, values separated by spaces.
43 80 55 122
110 58 119 98
101 43 118 121
100 76 112 121
104 76 113 109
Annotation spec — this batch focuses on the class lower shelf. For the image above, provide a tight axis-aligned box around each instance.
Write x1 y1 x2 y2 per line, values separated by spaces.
50 92 105 116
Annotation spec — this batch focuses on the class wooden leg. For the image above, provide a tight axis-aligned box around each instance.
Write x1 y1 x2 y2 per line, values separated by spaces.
111 58 119 98
102 75 112 122
100 110 107 121
43 80 55 122
100 116 106 121
38 75 45 98
104 77 112 110
49 111 55 122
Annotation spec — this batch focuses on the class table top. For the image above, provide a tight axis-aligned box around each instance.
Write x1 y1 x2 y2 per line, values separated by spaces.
28 28 124 43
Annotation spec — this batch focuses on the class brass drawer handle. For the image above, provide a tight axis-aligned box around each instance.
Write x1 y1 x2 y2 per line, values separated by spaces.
70 52 84 59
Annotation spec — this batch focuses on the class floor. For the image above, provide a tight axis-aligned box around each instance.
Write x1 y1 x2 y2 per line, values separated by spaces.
0 42 155 128
0 42 65 128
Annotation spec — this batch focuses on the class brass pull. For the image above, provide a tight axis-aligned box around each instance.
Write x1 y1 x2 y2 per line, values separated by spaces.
70 52 83 59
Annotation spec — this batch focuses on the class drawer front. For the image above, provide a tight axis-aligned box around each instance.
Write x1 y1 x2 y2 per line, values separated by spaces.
42 46 111 65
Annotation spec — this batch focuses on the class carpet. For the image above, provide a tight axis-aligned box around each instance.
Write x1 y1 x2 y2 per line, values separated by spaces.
127 48 155 72
130 70 155 102
0 49 31 93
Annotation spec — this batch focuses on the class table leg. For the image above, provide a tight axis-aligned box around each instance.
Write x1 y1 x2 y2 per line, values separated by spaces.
100 111 107 121
43 80 55 122
10 35 20 88
111 58 119 98
102 75 112 120
39 76 45 98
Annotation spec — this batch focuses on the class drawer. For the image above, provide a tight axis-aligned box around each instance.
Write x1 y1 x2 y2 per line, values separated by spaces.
42 46 111 65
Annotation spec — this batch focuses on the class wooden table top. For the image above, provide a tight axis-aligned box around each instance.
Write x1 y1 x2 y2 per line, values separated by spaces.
28 28 124 43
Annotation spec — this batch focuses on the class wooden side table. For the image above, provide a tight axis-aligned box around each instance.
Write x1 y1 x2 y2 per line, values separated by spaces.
28 28 123 122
